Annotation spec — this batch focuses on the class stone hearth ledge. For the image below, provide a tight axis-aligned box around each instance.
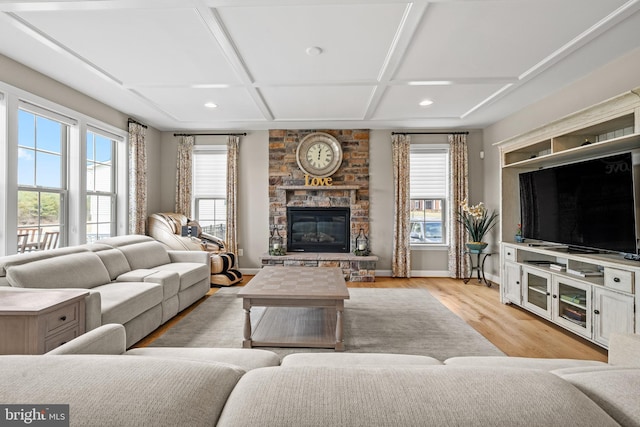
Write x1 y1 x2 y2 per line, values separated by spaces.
260 252 378 282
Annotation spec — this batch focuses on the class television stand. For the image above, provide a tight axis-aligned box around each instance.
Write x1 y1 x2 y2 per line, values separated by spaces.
500 242 638 349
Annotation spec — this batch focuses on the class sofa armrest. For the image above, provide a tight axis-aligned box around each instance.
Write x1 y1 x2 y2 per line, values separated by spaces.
608 333 640 367
168 250 209 265
46 324 126 355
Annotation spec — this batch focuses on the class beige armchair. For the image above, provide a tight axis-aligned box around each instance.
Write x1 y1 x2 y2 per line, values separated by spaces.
147 213 242 286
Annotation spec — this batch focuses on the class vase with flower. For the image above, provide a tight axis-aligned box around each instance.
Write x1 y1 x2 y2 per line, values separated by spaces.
515 223 524 243
457 200 499 253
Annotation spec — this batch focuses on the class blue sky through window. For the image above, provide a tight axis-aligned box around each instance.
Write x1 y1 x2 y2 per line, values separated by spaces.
17 109 63 189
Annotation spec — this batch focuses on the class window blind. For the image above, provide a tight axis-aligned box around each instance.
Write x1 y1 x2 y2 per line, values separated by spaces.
193 149 227 198
410 148 448 198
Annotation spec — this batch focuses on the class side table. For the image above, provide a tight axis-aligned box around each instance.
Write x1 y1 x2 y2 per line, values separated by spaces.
462 250 492 287
0 289 88 354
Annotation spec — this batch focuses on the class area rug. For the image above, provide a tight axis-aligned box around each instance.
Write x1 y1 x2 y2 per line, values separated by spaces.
150 287 505 360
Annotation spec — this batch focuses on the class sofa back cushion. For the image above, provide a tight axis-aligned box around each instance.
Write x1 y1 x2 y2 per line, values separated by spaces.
0 246 89 279
6 252 111 289
96 234 155 248
95 249 132 281
117 241 171 270
218 366 620 426
0 355 244 427
556 367 640 427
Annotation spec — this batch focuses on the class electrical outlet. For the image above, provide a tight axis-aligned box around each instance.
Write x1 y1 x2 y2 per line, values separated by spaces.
238 248 243 256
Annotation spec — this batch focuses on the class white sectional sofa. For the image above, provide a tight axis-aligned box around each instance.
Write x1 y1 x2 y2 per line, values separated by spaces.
0 235 210 347
1 324 638 426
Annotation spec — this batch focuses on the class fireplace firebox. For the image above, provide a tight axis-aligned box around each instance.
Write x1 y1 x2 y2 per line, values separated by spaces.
287 207 350 253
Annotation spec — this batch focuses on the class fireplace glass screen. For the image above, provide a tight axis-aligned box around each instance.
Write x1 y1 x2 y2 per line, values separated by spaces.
287 207 350 253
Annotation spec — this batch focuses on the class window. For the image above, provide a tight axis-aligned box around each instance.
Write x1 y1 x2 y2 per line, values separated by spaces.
409 146 449 245
17 108 67 250
2 83 127 255
193 147 227 240
86 129 116 243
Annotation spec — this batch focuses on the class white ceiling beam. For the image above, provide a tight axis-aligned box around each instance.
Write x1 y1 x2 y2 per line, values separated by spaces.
193 1 275 121
462 0 640 120
0 1 192 12
4 12 122 85
363 1 429 120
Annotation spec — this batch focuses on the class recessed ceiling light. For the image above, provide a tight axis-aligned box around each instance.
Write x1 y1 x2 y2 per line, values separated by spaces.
204 102 218 108
409 81 452 86
419 99 434 107
305 46 323 56
191 84 230 89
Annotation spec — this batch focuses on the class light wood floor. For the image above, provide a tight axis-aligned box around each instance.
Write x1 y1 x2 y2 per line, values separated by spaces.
136 275 608 362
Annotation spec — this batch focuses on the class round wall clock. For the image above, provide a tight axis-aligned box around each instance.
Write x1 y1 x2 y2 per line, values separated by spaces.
296 132 343 178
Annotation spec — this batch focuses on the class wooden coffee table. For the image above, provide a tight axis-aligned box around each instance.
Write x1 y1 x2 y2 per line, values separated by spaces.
237 266 350 351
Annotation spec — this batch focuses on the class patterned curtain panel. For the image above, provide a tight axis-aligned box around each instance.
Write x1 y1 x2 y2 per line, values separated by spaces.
128 121 147 235
448 133 469 278
392 134 411 278
175 135 194 217
226 135 239 263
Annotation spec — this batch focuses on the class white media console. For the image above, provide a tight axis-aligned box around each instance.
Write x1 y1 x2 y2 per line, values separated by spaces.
501 243 637 348
495 87 640 348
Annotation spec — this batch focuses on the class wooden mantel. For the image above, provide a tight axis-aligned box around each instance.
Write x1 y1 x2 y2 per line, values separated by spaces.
276 185 360 204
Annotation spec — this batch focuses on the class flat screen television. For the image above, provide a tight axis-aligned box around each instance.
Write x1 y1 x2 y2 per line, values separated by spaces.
519 152 638 254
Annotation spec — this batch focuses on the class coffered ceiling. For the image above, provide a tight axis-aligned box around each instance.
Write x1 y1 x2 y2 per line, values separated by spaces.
0 0 639 131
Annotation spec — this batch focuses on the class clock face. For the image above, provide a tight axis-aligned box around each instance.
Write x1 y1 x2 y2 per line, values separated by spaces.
306 142 334 169
296 132 343 178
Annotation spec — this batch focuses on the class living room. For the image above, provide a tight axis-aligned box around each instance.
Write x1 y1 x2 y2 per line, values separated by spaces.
1 1 640 425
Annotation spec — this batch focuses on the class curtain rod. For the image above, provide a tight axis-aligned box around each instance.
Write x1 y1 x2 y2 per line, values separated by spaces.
173 132 247 137
391 131 469 135
127 118 147 128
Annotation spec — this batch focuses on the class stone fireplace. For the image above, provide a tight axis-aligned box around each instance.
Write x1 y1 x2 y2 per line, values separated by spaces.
264 129 376 281
268 129 370 251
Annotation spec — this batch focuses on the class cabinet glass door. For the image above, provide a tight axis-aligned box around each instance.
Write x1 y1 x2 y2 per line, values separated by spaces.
522 267 551 318
553 277 590 337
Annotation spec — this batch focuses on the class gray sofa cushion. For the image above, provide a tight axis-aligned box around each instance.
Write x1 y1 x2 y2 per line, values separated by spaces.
93 281 163 325
609 333 640 367
444 356 607 371
96 234 155 248
554 367 640 427
144 270 181 298
153 262 209 291
117 241 171 270
218 366 619 426
126 348 281 371
0 355 243 427
6 252 110 289
0 246 89 278
281 352 442 367
95 249 131 280
46 323 126 355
